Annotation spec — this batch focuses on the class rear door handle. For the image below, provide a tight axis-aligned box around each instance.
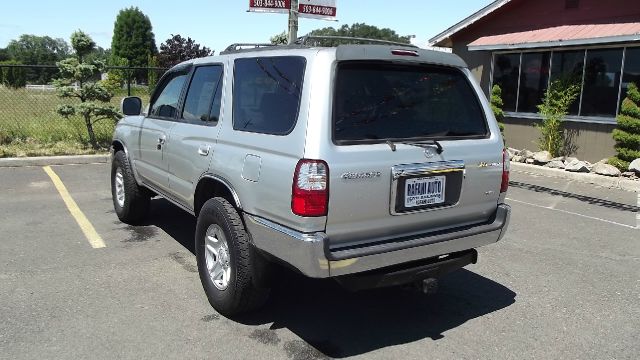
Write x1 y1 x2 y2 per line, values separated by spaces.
198 145 210 156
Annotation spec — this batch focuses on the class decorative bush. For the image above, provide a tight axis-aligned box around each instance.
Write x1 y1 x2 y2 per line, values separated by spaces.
536 79 581 157
610 83 640 170
490 84 505 136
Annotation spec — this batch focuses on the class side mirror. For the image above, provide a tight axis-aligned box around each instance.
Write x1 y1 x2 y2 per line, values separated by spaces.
121 96 142 116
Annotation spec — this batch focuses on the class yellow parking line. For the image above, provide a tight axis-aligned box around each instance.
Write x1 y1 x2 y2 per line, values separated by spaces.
43 166 106 249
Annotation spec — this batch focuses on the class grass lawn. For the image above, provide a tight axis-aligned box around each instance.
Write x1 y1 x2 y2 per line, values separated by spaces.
0 86 150 157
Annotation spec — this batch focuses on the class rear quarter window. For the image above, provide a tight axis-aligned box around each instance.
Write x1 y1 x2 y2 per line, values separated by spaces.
232 56 306 135
333 62 488 144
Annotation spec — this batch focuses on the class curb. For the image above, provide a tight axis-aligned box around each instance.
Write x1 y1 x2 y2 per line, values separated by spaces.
511 162 640 193
0 154 110 168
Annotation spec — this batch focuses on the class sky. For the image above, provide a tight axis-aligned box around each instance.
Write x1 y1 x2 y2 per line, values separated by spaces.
0 0 494 52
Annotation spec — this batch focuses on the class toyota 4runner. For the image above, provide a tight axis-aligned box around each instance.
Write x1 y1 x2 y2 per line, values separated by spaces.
111 39 511 316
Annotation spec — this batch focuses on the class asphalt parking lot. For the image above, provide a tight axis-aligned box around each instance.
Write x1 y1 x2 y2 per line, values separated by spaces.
0 163 638 359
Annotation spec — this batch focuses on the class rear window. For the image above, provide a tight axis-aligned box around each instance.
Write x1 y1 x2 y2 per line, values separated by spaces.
233 56 305 135
333 62 488 143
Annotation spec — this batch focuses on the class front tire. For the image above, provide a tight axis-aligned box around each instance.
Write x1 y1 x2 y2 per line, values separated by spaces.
111 150 150 224
196 197 270 316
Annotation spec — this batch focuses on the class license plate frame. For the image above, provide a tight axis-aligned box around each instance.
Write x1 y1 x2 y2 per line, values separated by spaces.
391 161 465 215
404 176 446 208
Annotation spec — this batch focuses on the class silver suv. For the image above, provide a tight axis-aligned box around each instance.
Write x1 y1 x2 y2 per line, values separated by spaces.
111 40 511 316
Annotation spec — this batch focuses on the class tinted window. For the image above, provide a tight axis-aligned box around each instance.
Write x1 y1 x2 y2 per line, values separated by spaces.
182 66 223 124
581 48 623 117
492 53 520 111
150 72 188 118
233 56 305 135
550 50 584 115
333 63 488 143
518 52 550 113
621 47 640 109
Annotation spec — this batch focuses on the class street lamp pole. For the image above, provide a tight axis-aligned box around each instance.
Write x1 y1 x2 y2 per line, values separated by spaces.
288 0 299 44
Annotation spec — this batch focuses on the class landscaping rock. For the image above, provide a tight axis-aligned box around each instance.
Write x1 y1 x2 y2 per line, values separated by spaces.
533 151 552 164
565 160 590 173
630 158 640 175
551 157 565 162
512 155 525 163
622 171 636 178
545 160 565 169
591 163 621 177
521 149 534 159
507 147 519 158
565 157 578 164
525 158 535 164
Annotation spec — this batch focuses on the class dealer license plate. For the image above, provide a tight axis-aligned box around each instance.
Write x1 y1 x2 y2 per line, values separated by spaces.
404 176 446 208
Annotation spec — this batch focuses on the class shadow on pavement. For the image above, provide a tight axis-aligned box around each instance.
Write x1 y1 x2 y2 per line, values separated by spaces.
141 198 516 358
509 181 639 212
238 268 516 358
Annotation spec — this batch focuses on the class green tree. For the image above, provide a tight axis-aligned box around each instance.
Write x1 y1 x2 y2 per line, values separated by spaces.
490 84 505 136
270 32 288 45
55 31 119 149
308 23 411 46
157 34 213 68
6 34 70 83
0 48 9 62
0 60 27 88
111 7 157 81
610 83 640 170
535 79 581 157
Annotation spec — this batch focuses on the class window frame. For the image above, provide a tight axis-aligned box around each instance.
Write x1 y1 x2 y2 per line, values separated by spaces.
179 63 225 127
231 55 307 136
489 43 640 124
147 64 193 121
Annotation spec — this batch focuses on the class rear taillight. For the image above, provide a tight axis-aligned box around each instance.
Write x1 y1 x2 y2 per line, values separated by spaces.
501 148 510 193
292 159 329 217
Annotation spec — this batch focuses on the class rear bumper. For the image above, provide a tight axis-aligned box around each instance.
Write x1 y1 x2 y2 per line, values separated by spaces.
244 204 511 278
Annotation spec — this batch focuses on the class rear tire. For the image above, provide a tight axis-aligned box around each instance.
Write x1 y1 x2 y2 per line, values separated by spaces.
111 150 150 224
196 197 270 316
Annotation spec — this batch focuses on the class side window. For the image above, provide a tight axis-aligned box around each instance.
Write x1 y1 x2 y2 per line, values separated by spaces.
182 65 224 124
149 72 189 119
233 56 305 135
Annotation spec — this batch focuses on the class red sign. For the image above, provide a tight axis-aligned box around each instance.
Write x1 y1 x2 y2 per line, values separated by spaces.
249 0 291 13
298 0 337 20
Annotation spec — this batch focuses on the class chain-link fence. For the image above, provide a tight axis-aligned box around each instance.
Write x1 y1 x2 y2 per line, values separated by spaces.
0 64 166 157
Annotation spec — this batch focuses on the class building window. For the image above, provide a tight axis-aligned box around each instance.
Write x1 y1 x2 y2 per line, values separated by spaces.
518 52 550 113
565 0 579 9
621 47 640 107
493 53 520 112
491 46 634 122
550 50 584 115
581 48 623 117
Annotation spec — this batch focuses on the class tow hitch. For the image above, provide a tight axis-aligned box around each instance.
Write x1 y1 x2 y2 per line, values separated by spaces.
419 278 439 294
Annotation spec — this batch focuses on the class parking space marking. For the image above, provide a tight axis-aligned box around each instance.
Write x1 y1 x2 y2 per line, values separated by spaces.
506 197 638 230
43 166 106 249
637 193 640 229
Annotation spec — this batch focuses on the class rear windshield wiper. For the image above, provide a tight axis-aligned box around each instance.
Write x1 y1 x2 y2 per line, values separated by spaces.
385 139 444 154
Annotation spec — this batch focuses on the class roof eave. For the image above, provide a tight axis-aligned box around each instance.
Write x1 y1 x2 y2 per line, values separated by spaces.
468 34 640 51
428 0 512 47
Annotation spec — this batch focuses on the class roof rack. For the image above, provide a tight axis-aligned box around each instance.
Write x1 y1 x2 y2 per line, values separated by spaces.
221 43 277 54
295 35 418 48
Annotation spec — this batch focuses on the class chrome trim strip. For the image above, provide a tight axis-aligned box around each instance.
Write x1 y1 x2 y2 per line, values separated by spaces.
198 174 243 210
391 160 465 180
